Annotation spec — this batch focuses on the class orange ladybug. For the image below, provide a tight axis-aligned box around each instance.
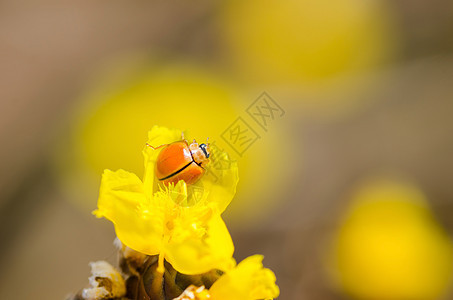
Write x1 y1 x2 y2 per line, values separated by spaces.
147 139 210 185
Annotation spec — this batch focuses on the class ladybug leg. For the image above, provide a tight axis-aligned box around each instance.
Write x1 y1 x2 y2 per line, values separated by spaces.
145 143 167 150
181 131 190 145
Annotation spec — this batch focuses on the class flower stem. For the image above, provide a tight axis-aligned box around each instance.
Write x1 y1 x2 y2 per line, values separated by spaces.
157 252 165 274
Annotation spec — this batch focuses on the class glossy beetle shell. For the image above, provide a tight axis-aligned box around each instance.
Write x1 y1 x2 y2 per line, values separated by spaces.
155 141 206 185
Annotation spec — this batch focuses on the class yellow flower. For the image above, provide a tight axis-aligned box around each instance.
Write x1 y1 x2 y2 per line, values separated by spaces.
94 126 239 275
210 255 280 300
175 255 280 300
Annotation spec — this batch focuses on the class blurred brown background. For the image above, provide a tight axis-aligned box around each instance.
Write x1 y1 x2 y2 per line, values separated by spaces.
1 1 453 299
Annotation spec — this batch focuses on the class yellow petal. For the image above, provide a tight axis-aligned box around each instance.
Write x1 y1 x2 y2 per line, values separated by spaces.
165 211 235 275
94 169 163 255
191 143 239 214
209 255 280 300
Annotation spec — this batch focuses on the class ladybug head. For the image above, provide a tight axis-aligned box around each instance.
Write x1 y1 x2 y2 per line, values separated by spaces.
199 143 210 159
189 141 210 166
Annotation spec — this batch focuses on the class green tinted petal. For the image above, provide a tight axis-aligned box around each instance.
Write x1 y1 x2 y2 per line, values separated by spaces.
188 143 239 214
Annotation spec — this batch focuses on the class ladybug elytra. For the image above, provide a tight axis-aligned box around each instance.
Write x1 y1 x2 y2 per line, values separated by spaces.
147 138 210 185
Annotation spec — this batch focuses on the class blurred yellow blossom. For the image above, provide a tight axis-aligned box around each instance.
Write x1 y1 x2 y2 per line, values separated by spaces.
221 0 398 85
175 255 280 300
94 126 238 275
329 178 453 300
